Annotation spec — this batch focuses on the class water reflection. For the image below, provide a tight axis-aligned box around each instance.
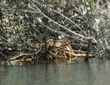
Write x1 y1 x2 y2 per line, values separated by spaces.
0 59 110 85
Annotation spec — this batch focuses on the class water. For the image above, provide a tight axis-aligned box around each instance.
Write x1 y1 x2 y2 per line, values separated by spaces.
0 58 110 85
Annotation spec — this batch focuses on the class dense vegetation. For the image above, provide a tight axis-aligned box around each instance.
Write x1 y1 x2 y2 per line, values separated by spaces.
0 0 110 62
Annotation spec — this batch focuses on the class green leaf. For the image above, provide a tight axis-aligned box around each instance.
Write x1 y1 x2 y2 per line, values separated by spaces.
6 4 9 6
56 28 59 30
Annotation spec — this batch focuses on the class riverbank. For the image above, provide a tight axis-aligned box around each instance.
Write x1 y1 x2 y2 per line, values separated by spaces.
0 37 96 66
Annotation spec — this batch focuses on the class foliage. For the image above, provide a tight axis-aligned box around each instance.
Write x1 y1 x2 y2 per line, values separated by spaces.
0 0 109 59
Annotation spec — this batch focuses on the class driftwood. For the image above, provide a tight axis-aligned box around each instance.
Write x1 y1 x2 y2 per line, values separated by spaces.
9 37 94 64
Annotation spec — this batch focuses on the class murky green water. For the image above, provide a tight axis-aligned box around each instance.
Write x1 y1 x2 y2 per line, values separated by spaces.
0 58 110 85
